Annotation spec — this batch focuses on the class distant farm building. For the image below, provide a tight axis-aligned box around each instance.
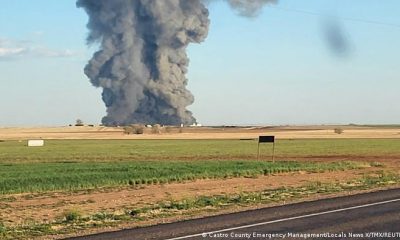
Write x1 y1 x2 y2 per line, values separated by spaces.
27 140 45 147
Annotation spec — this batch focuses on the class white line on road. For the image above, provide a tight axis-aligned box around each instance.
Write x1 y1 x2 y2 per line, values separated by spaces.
165 198 400 240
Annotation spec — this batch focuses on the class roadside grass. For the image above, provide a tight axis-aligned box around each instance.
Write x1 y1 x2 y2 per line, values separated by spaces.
1 139 400 163
0 161 365 194
62 210 82 223
2 172 399 240
137 172 400 215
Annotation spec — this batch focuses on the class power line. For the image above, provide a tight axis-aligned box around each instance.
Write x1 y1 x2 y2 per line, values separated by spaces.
268 6 400 29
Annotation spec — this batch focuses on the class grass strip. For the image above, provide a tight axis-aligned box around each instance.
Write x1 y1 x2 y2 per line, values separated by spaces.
135 171 400 214
0 161 365 194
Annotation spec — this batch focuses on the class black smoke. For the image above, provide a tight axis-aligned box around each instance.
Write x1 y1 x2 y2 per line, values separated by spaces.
77 0 275 126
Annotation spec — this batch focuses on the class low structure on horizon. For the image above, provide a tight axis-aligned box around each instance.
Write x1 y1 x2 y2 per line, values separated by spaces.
27 139 45 147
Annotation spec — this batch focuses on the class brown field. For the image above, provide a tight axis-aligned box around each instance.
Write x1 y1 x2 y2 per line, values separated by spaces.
3 167 374 225
1 125 400 140
6 167 386 240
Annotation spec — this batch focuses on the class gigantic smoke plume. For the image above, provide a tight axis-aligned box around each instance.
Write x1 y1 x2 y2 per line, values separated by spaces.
77 0 275 126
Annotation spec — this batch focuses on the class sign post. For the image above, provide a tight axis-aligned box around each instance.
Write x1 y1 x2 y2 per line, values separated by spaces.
257 136 275 162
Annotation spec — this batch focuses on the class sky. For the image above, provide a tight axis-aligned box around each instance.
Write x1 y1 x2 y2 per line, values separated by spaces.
0 0 399 126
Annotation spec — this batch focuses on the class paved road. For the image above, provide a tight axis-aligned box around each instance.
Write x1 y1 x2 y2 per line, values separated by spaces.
68 188 400 240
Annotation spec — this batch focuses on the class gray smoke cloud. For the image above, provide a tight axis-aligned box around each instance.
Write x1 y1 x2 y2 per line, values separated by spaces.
77 0 274 126
226 0 277 17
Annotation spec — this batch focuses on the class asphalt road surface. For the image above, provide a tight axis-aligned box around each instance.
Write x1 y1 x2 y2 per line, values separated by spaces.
67 188 400 240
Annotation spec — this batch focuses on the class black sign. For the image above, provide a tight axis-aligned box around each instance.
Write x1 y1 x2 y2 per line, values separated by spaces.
259 136 275 143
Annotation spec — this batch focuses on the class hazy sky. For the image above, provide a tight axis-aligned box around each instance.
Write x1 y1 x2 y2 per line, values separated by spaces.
1 0 399 126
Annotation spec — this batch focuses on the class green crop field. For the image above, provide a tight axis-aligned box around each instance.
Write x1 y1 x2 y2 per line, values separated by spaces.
0 139 398 194
1 139 399 163
0 161 365 194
